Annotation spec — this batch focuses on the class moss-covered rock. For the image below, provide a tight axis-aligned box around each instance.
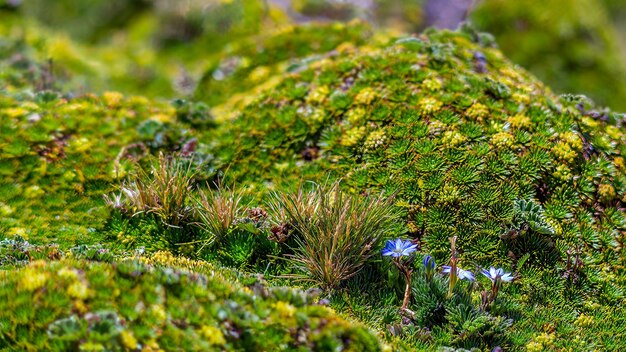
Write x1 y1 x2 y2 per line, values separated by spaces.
0 258 383 351
208 27 626 271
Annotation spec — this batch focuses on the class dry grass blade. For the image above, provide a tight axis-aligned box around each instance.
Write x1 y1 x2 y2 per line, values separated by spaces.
122 153 196 227
194 183 244 249
272 181 400 290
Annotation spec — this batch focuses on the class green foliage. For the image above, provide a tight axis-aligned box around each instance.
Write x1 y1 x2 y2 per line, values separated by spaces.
471 0 626 111
409 271 513 349
0 259 383 351
269 181 401 290
210 27 626 275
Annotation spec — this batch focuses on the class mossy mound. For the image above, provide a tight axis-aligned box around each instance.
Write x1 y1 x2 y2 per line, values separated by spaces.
472 0 626 111
194 21 380 112
0 258 382 351
0 90 202 245
210 28 626 269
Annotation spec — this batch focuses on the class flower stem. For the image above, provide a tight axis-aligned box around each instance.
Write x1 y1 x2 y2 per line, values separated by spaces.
401 271 412 310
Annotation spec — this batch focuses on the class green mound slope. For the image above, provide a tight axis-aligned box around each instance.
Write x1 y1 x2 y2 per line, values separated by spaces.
0 257 382 351
0 91 200 244
210 27 626 269
193 21 379 115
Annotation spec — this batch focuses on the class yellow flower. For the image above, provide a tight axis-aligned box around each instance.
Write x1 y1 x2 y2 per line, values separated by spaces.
67 281 89 299
614 157 625 170
0 203 13 216
355 88 378 105
150 304 167 322
120 330 138 349
364 130 386 150
346 107 366 125
151 114 173 123
466 103 489 121
561 131 583 150
200 325 226 346
248 66 270 83
275 301 296 318
58 267 79 280
19 268 48 291
553 141 577 161
102 91 124 107
307 86 330 104
553 165 572 181
417 97 443 115
574 313 594 327
508 114 531 129
421 77 442 91
2 107 30 118
598 184 616 201
490 132 514 147
341 126 366 147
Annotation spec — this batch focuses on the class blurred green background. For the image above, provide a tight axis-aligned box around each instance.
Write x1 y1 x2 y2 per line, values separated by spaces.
1 0 625 110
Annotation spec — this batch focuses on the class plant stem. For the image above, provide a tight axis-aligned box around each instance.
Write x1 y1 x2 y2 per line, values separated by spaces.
401 271 412 310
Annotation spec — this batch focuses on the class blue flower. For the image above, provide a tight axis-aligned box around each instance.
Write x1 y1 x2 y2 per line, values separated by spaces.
442 265 475 281
481 267 514 282
423 255 436 270
381 239 418 258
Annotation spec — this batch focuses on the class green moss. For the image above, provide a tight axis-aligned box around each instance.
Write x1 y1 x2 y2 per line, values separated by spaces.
209 26 626 280
0 90 197 245
471 0 626 111
0 258 383 351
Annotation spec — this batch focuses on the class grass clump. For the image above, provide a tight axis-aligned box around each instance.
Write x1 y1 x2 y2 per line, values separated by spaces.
121 153 196 228
269 181 401 290
194 183 244 247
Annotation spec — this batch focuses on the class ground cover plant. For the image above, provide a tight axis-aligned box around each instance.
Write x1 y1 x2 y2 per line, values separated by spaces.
1 2 626 351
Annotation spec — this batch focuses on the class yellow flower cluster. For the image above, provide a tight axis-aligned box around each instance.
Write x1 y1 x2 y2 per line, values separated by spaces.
598 184 616 201
441 130 467 147
490 132 514 147
199 325 226 346
552 141 577 162
355 88 379 105
421 77 442 91
18 265 48 292
466 102 489 121
341 126 367 147
525 332 556 352
574 313 594 327
417 97 443 115
364 130 387 150
553 164 573 181
307 85 330 104
346 107 366 125
507 114 531 129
